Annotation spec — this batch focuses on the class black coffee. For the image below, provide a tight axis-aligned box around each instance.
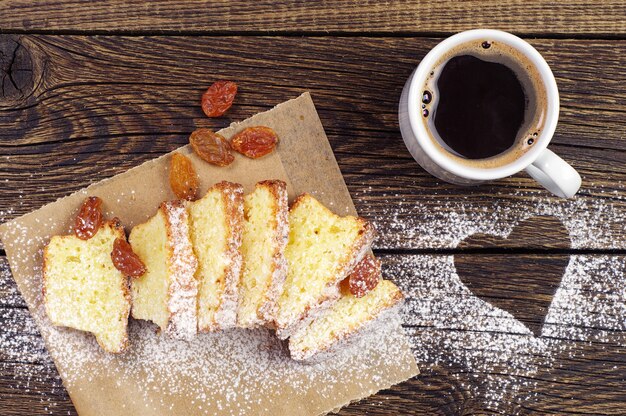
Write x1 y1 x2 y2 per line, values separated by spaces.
430 54 527 159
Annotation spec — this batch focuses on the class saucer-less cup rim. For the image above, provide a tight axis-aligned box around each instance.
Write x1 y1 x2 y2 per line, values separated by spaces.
407 29 560 181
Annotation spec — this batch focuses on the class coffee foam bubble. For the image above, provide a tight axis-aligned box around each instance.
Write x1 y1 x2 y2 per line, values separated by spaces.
421 39 548 170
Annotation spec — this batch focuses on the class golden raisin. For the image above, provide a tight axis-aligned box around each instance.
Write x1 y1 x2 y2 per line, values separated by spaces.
189 128 234 166
230 126 278 159
346 254 381 298
74 196 103 240
111 238 146 278
169 153 199 201
201 80 237 117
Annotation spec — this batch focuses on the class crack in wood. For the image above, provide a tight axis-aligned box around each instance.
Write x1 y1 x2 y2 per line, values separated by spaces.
0 35 38 109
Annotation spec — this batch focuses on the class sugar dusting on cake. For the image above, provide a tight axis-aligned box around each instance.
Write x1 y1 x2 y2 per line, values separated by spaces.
257 180 289 325
214 183 244 330
163 201 199 340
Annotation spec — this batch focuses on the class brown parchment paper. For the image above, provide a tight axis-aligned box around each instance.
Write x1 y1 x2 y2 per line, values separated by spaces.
0 93 418 416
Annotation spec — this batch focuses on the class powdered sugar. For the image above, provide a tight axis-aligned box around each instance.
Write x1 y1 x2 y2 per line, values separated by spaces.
369 188 626 410
393 252 625 408
33 302 412 415
257 180 289 326
163 201 199 340
543 255 626 342
0 258 24 307
3 178 626 413
393 254 554 405
356 187 626 250
213 183 244 330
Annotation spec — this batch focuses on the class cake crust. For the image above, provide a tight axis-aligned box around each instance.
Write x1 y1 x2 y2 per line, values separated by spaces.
256 180 289 325
162 201 199 339
212 181 244 330
190 181 244 332
238 180 289 328
130 201 199 339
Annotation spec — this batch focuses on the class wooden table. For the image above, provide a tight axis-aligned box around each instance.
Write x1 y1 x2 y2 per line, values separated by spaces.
1 2 625 415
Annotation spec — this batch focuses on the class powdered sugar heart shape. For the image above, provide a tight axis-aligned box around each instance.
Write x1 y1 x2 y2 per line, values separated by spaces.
455 216 571 336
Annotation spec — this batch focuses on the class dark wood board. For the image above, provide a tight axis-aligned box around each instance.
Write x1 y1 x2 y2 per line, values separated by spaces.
0 35 625 251
0 16 625 416
0 1 625 36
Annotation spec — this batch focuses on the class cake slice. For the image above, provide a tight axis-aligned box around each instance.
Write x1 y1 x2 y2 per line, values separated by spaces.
274 194 375 339
237 180 289 328
289 279 403 361
129 201 198 339
188 181 244 331
43 219 131 353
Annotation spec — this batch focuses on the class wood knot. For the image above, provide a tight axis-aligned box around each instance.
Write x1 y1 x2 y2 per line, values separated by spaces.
0 35 40 108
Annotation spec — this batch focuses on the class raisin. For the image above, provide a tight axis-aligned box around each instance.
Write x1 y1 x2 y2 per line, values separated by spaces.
169 153 199 201
74 196 104 240
230 126 278 159
111 238 146 278
346 254 381 298
189 128 234 166
201 80 237 118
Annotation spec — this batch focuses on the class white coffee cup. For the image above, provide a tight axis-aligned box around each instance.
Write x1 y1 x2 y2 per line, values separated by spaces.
399 29 581 198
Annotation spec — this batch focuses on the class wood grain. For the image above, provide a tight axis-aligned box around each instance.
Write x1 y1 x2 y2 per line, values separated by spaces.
0 35 625 251
1 253 624 415
0 362 71 416
0 1 625 36
0 22 625 416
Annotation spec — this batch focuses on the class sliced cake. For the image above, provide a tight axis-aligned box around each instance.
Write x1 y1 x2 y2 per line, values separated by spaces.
129 201 198 339
43 219 131 353
289 279 403 361
188 181 244 331
274 194 375 339
237 180 289 328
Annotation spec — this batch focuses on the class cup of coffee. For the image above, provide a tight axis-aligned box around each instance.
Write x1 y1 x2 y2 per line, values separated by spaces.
399 29 581 198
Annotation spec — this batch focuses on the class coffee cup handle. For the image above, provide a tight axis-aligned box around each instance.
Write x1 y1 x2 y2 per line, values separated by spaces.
524 149 581 198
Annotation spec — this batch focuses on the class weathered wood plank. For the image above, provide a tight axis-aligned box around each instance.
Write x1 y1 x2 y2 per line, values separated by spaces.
1 37 624 143
0 362 72 416
0 35 624 251
0 1 625 35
